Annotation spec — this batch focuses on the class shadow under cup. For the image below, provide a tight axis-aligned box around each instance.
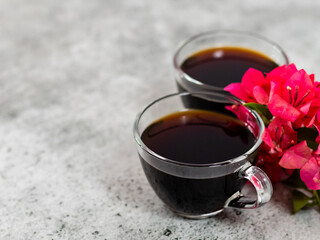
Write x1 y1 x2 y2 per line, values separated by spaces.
134 92 273 219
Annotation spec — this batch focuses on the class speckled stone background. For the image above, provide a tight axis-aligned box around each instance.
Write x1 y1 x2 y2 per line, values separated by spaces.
1 0 320 239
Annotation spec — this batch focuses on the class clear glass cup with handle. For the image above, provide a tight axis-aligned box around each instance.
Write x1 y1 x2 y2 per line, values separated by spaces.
173 30 289 93
134 91 273 219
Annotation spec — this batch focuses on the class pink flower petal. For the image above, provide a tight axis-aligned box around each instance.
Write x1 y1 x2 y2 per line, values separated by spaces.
253 86 269 104
310 74 315 82
267 117 297 151
224 83 252 102
279 141 312 169
261 129 274 149
315 134 320 155
225 104 260 137
299 101 312 115
268 94 301 122
267 117 294 134
304 115 316 128
241 68 266 96
269 81 282 101
267 64 298 84
300 157 320 190
297 99 320 127
287 70 313 91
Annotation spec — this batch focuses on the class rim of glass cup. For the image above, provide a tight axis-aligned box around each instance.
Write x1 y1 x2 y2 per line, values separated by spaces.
173 29 290 91
133 91 265 168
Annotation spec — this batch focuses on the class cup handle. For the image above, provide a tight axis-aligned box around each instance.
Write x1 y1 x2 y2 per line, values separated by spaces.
225 163 273 209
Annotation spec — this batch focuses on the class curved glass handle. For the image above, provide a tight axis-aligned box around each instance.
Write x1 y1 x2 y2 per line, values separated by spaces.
226 164 273 209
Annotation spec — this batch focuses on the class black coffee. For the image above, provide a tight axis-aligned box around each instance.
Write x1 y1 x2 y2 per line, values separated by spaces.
140 109 256 215
179 46 278 89
142 110 255 163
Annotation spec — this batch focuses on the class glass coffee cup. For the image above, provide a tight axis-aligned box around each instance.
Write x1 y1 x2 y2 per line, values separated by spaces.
173 30 289 92
133 91 273 219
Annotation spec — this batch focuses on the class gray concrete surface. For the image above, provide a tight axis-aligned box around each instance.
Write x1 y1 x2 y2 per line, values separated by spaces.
0 0 320 239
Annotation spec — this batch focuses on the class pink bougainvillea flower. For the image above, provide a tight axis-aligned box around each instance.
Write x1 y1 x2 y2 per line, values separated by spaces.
312 127 320 155
224 68 269 104
304 84 320 128
314 133 320 155
268 92 301 122
225 104 260 137
279 142 320 190
265 63 298 85
255 150 293 183
279 141 312 169
300 156 320 190
294 98 320 128
262 117 297 156
268 68 317 123
224 63 320 191
279 141 320 190
306 83 320 126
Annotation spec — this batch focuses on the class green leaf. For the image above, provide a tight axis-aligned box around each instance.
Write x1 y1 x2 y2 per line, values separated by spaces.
297 127 319 150
244 103 273 125
292 190 313 213
303 200 317 209
314 190 320 211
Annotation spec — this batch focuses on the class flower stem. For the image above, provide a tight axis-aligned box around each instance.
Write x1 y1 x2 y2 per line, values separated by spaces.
313 190 320 211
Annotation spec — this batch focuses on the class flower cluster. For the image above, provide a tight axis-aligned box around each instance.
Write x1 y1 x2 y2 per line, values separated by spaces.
225 64 320 191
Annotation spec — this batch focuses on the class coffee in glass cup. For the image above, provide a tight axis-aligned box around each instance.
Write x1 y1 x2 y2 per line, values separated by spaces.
133 91 273 219
173 30 289 92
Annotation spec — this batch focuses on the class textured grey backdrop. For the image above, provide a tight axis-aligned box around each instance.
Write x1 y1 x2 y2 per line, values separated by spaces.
0 0 320 239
